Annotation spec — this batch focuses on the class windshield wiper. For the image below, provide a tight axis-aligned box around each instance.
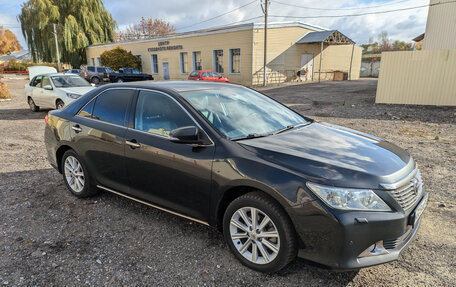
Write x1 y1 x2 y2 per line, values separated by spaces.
231 133 272 141
273 123 309 135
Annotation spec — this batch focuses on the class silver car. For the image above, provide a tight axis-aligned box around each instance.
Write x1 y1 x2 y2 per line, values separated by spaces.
25 66 95 111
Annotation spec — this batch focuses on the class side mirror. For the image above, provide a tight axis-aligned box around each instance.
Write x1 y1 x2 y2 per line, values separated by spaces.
43 85 53 90
169 126 199 144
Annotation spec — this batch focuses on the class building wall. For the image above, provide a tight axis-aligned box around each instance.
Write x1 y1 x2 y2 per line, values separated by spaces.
376 49 456 106
423 0 456 50
251 27 361 85
86 29 253 86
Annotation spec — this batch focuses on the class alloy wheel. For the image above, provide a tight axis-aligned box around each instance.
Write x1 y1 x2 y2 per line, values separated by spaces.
64 156 85 193
229 207 280 264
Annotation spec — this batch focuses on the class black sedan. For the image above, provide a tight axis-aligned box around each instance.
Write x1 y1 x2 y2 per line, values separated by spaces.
44 82 428 272
109 68 153 83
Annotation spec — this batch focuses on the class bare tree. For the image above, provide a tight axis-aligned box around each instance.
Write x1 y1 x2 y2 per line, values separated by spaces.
116 18 176 41
378 31 392 51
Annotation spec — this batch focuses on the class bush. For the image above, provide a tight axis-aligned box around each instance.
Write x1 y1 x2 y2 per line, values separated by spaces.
0 81 11 99
100 46 141 71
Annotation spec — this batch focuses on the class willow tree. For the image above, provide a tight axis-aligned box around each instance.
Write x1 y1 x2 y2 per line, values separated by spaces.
19 0 116 68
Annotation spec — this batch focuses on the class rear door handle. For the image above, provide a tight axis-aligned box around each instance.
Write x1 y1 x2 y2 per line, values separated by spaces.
72 125 82 133
126 139 141 149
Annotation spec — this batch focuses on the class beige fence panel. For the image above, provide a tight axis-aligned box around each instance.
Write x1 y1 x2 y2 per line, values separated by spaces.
376 49 456 106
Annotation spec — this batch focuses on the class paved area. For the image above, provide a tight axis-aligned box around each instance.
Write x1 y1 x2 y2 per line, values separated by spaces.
0 78 455 286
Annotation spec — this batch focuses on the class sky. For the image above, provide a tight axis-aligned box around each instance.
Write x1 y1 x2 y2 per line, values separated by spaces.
0 0 429 50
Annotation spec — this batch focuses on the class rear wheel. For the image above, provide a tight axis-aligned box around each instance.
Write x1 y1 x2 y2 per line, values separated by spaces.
61 150 99 198
223 192 298 273
28 97 39 112
91 77 100 85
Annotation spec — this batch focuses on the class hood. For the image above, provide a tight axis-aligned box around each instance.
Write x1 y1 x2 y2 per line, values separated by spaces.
59 86 95 95
239 122 414 189
28 66 57 79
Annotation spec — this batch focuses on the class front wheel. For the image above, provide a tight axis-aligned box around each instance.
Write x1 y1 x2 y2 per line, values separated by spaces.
223 192 298 273
61 150 99 198
91 77 100 85
56 100 64 110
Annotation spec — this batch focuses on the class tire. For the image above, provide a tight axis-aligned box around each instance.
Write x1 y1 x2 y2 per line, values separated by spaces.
61 150 99 198
56 100 65 110
116 78 123 83
91 77 100 85
223 192 298 273
28 97 39 112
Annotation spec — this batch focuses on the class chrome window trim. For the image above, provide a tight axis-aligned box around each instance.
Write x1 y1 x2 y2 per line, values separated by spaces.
135 88 215 146
380 167 418 190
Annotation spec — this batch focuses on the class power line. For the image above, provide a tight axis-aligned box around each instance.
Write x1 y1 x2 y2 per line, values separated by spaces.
274 0 415 11
269 1 456 19
176 0 257 31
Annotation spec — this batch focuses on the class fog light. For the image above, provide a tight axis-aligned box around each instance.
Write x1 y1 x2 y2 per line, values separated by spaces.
358 241 389 258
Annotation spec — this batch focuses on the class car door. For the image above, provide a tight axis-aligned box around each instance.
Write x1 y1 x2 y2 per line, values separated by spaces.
124 90 215 221
28 76 42 103
201 72 210 81
71 88 136 192
40 76 58 108
31 76 49 107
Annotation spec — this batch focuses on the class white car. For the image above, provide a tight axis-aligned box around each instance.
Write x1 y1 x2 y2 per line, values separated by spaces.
25 66 96 111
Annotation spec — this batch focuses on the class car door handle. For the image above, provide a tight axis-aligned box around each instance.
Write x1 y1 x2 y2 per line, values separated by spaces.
71 125 82 133
126 139 141 149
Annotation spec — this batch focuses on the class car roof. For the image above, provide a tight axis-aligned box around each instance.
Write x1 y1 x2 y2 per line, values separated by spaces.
101 81 236 93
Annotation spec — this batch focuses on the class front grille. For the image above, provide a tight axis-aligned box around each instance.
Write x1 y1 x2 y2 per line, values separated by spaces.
389 170 423 211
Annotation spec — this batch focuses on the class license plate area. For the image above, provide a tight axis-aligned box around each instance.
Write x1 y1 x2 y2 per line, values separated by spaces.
408 193 428 227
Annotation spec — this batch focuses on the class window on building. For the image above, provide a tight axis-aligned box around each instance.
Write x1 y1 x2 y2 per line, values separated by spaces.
90 58 95 66
192 51 202 71
213 50 224 73
134 90 194 137
92 89 135 126
96 57 101 66
151 54 158 74
180 52 188 74
229 49 240 74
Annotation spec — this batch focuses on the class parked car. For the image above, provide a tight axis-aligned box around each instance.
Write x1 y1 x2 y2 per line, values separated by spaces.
109 68 153 83
44 82 427 273
188 70 231 83
64 69 80 74
79 65 113 85
26 66 95 111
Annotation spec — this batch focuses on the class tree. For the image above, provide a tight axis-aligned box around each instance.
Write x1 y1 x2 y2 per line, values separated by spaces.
0 27 22 55
19 0 116 68
378 31 392 52
100 46 141 71
116 18 175 41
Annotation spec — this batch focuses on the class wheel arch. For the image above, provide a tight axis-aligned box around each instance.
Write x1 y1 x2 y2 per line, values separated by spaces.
56 145 73 173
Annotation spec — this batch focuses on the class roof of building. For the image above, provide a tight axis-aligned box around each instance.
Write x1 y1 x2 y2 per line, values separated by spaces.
412 33 425 42
0 50 32 61
296 30 355 44
88 21 328 49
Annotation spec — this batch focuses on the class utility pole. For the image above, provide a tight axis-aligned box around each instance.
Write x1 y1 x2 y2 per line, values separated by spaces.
262 0 269 86
53 24 61 72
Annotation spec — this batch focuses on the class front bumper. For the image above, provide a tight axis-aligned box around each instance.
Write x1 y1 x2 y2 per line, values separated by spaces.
289 192 428 269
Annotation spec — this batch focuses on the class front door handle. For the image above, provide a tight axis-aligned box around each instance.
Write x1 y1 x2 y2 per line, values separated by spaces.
72 125 82 133
126 139 141 149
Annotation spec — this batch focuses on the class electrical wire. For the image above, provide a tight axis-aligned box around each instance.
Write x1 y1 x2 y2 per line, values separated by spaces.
273 0 415 11
269 0 456 19
176 0 257 31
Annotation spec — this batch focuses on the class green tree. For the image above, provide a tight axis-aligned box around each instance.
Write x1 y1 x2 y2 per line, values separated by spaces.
19 0 116 68
100 46 141 71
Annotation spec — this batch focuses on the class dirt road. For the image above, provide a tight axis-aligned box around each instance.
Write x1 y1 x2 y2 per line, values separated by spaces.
1 78 455 286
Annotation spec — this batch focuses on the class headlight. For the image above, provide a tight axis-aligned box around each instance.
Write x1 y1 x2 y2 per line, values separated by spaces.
306 183 392 211
66 93 81 99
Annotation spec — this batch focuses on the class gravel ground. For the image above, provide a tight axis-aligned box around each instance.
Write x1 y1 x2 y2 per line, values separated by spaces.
0 78 455 286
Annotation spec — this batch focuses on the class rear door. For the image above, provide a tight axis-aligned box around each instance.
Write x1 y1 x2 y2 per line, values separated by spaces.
124 90 215 221
40 76 57 108
71 88 136 192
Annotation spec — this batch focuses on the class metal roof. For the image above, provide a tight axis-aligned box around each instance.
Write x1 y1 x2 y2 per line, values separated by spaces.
296 30 354 45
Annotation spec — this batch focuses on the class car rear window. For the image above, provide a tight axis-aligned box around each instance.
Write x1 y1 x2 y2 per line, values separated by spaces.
91 89 135 126
190 71 199 77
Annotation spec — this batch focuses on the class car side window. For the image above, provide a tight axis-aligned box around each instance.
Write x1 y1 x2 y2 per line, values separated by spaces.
97 67 105 73
31 76 42 87
78 99 95 118
134 91 195 137
41 77 51 88
190 71 198 77
91 89 135 126
202 72 208 77
88 66 95 72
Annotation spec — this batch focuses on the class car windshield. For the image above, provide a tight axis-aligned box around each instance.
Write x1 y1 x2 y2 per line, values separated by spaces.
182 87 308 140
51 75 91 87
